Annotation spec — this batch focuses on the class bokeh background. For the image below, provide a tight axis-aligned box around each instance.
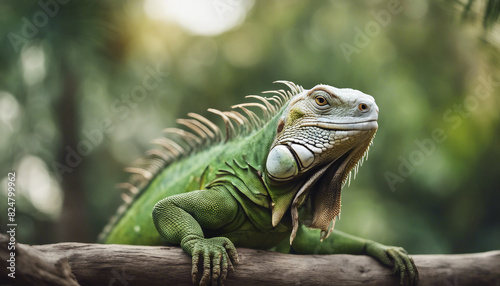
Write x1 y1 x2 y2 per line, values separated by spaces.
0 0 499 255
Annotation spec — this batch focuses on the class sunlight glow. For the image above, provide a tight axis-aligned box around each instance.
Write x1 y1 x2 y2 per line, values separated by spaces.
143 0 254 36
21 45 46 85
18 156 63 218
0 92 20 131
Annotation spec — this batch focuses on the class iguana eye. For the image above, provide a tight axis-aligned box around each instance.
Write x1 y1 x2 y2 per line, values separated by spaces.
358 103 369 111
315 96 328 106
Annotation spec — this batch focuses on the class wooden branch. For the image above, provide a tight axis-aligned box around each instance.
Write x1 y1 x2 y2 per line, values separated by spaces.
0 234 79 286
1 234 499 286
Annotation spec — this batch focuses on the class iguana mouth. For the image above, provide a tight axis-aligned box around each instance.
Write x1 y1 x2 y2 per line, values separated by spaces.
302 119 378 131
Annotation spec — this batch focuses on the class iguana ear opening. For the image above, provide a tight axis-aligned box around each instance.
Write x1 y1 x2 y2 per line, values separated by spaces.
276 118 284 133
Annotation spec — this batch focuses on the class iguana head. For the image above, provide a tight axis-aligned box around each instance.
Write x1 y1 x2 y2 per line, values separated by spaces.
265 84 378 243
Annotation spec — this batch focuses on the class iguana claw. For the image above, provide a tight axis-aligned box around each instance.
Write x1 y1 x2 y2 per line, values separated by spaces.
189 237 239 286
365 241 419 286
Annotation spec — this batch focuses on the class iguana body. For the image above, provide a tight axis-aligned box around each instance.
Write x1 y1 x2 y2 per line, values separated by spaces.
101 81 418 285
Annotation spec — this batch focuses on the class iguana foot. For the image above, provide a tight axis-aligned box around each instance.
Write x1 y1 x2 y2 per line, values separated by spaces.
187 237 239 286
365 241 419 286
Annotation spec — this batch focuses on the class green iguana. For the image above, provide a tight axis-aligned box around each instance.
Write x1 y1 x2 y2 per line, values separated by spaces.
99 81 418 285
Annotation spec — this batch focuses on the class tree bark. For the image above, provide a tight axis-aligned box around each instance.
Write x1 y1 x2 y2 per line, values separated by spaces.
55 61 90 243
1 234 499 286
0 234 79 286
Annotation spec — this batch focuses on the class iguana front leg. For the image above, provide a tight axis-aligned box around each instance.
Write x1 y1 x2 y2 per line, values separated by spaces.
152 189 240 285
291 225 419 286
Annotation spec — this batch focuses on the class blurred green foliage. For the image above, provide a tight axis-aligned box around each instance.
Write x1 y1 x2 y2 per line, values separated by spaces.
0 0 499 255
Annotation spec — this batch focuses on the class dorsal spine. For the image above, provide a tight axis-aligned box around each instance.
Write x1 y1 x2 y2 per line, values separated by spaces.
98 81 303 242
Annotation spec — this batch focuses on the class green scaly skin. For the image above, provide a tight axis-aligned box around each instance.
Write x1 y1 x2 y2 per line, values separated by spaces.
102 82 418 285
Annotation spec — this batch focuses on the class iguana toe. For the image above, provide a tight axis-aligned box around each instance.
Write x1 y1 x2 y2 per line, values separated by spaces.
200 249 212 286
211 253 222 286
223 239 239 265
220 253 229 284
191 244 202 284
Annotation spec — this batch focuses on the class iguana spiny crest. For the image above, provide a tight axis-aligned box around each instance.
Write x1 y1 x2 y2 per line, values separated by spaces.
119 81 305 197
